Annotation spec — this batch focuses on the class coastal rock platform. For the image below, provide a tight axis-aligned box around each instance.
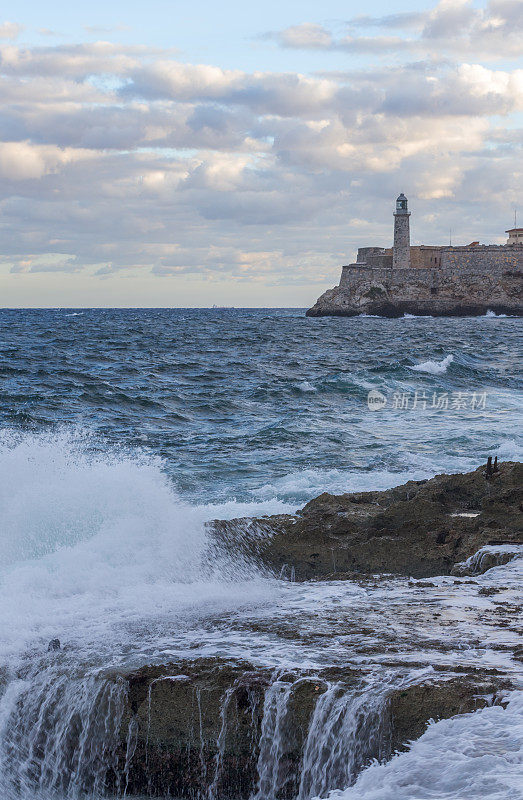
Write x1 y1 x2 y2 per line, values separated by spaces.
112 659 510 799
210 461 522 579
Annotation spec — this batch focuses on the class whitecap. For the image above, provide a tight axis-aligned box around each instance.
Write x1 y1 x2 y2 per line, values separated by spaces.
296 381 317 393
409 354 454 374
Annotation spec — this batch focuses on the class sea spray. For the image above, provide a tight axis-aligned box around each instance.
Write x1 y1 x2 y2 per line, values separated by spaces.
328 691 523 800
0 430 277 662
0 431 277 798
409 354 454 374
298 683 389 799
0 663 125 800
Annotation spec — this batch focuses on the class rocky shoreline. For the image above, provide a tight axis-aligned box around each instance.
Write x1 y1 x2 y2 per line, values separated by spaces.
112 660 510 799
99 462 522 797
305 266 523 318
210 461 522 580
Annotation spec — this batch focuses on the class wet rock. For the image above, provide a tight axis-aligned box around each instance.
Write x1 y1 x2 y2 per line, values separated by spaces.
210 462 522 579
47 639 61 651
451 545 521 577
108 658 510 799
113 659 272 799
386 677 508 754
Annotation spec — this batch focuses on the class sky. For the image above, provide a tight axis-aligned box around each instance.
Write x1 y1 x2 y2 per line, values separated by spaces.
0 0 522 307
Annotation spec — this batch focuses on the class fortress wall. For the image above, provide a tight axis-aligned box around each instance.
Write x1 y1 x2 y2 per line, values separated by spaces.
309 254 522 317
410 247 442 269
340 266 435 288
440 246 523 272
356 247 393 268
341 246 523 284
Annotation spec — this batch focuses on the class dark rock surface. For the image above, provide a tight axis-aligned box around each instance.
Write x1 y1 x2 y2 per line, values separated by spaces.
209 462 522 579
306 294 522 318
110 658 508 799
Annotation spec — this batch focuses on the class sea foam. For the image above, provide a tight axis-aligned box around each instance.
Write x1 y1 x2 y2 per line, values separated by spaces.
409 354 454 374
0 430 277 662
328 691 523 800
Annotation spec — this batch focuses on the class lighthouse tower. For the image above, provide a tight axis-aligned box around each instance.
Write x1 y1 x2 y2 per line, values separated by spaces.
393 193 411 269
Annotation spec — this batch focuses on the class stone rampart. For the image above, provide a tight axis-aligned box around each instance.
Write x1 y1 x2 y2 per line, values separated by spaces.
440 245 523 272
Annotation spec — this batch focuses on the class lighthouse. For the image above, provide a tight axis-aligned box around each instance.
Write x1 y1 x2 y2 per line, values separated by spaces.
393 193 411 269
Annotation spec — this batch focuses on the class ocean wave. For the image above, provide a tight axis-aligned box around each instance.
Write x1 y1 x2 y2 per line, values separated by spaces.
295 380 317 393
253 464 452 504
485 309 509 318
0 430 276 661
330 690 523 800
409 354 454 374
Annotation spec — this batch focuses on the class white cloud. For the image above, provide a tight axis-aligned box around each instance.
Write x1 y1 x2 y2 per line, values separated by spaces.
0 22 23 40
0 141 99 180
277 24 333 49
0 2 521 292
270 0 523 60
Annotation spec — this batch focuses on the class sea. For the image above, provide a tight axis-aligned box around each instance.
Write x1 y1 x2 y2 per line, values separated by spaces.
0 308 521 799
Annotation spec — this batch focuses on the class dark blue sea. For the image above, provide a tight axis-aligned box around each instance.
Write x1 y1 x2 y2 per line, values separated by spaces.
0 308 521 504
0 308 521 800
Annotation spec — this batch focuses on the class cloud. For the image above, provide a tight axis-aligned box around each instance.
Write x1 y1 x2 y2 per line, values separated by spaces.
0 3 521 290
84 24 130 35
0 22 23 40
275 23 333 49
0 41 159 78
0 141 98 180
269 0 523 60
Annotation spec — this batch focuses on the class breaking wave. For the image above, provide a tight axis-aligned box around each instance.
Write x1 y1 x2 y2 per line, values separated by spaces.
409 354 454 374
0 430 281 662
485 310 509 318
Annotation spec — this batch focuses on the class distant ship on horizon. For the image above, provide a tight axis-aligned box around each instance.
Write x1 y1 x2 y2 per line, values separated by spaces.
212 304 235 310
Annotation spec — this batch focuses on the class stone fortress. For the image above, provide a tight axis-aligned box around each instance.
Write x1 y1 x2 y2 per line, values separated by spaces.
306 194 523 317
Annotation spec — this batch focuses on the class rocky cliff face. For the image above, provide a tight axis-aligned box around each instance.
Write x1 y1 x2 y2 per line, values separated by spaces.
306 265 523 317
111 658 509 798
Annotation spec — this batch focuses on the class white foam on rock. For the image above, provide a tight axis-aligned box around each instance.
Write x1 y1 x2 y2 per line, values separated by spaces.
327 691 523 800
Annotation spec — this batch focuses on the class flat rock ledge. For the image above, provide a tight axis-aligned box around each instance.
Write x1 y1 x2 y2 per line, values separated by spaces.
108 658 510 799
209 462 522 580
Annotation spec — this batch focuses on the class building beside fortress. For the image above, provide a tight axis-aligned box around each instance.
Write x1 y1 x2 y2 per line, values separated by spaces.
306 195 523 318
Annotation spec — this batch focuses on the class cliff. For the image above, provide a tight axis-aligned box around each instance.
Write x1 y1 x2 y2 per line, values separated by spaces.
306 263 523 317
